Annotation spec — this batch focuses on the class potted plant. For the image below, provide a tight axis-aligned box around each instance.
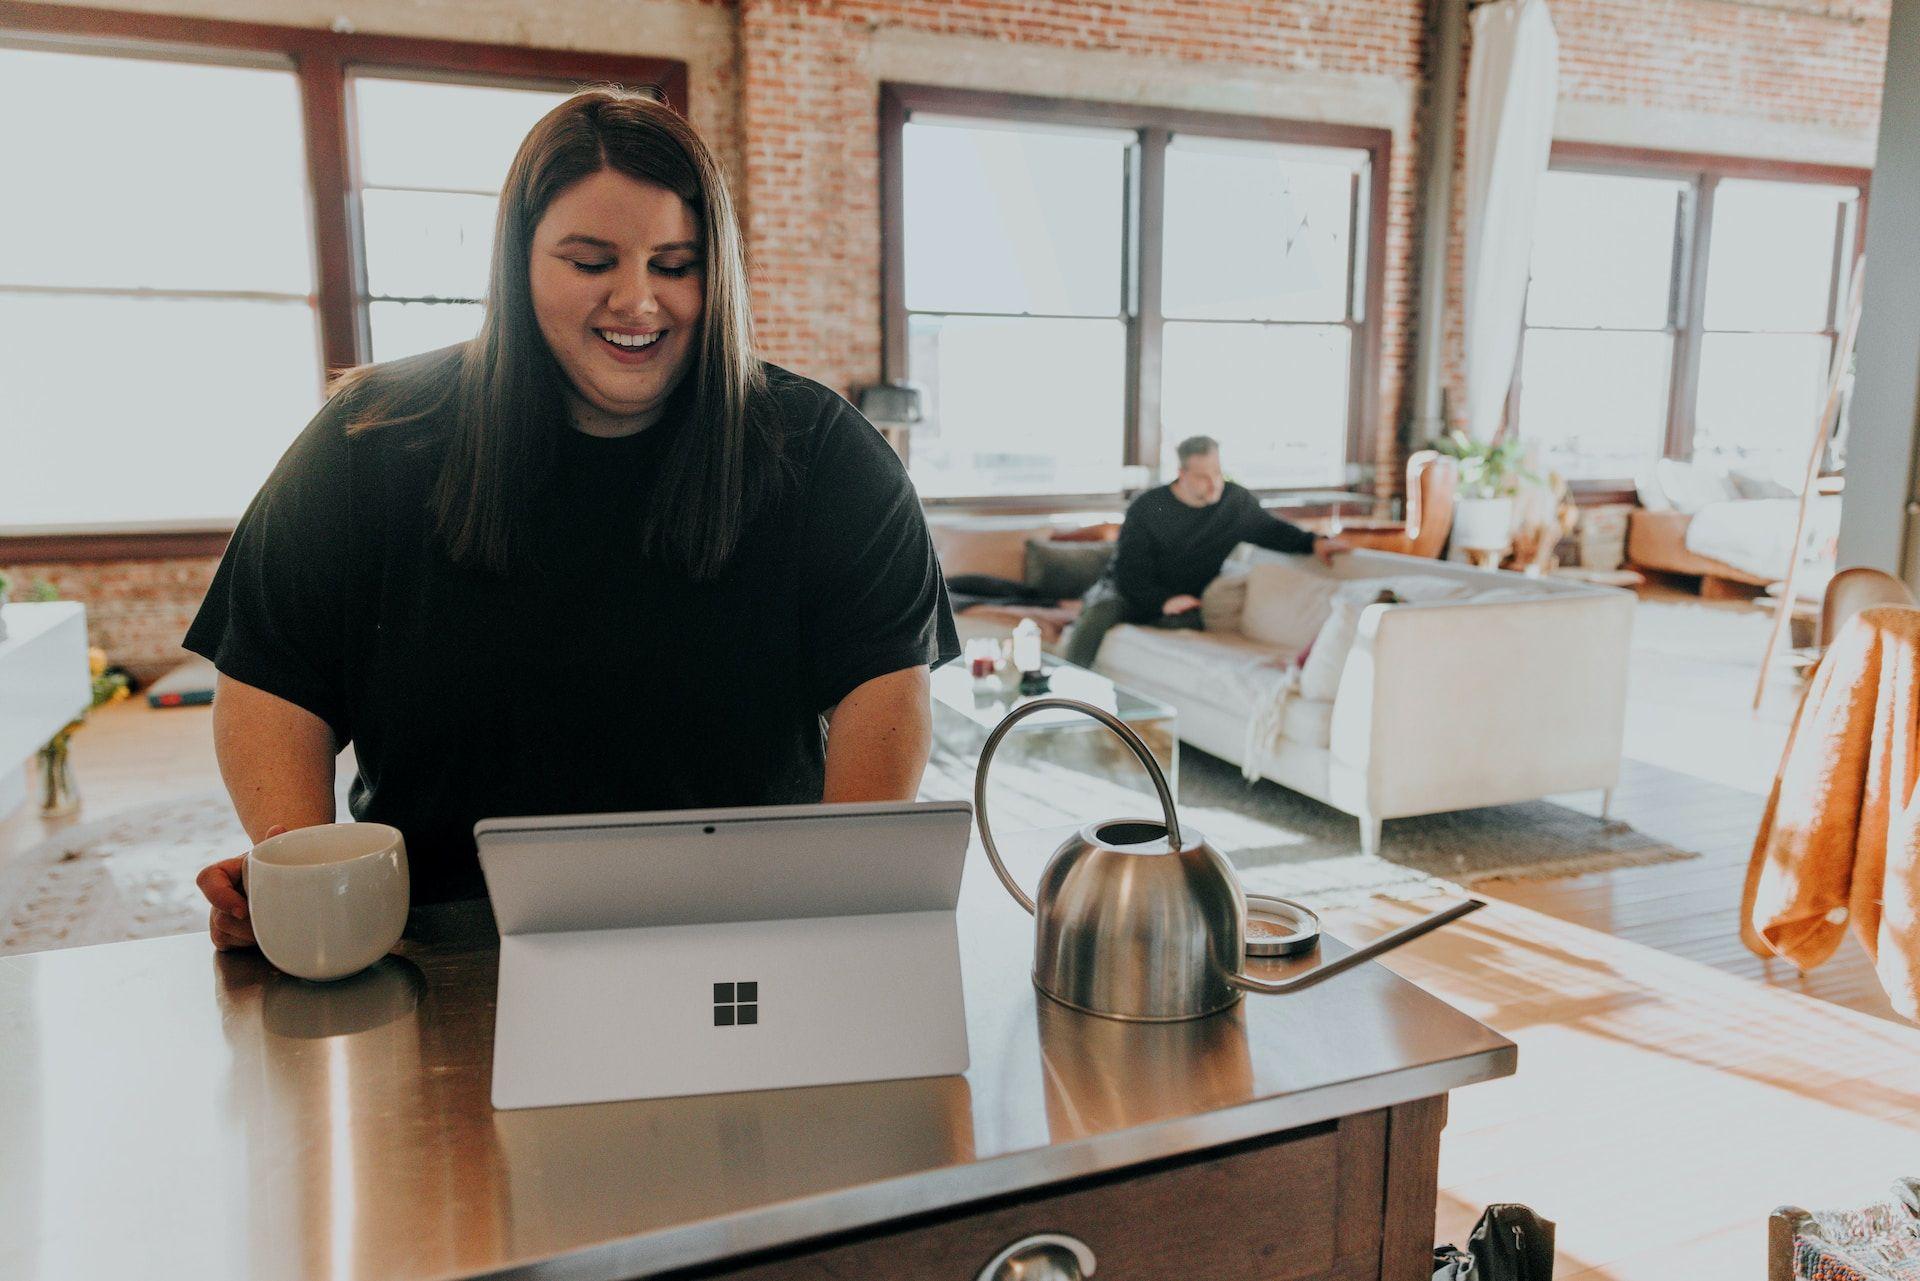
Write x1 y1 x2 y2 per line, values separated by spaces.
1434 431 1538 552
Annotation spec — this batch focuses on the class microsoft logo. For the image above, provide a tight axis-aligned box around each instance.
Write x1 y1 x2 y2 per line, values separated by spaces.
713 981 758 1027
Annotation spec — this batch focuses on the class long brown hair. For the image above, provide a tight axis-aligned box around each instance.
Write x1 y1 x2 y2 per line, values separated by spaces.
340 87 782 580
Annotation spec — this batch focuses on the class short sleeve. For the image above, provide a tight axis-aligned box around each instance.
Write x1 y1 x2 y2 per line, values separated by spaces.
795 396 960 711
184 397 355 740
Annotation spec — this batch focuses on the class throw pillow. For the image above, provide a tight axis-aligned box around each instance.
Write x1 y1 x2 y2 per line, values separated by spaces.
1200 570 1249 634
1299 595 1372 702
1024 537 1115 600
1633 461 1674 513
1655 458 1737 515
1728 465 1796 501
1240 559 1342 650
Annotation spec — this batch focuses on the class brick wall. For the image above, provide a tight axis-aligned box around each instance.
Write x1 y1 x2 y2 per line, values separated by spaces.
5 0 1893 678
1 559 219 687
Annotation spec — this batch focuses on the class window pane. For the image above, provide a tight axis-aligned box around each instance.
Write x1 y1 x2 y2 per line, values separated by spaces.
1 295 320 527
907 316 1125 497
903 120 1128 316
363 189 499 300
1162 136 1360 322
1526 171 1685 329
369 301 486 363
1704 179 1855 332
1693 332 1832 480
1160 323 1349 487
353 77 569 193
0 49 311 293
1517 330 1672 480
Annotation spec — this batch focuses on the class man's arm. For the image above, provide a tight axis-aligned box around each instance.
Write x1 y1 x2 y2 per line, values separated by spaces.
1240 491 1319 556
823 666 933 802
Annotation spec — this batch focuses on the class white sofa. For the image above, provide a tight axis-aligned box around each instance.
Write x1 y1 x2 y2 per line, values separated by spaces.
1086 547 1635 856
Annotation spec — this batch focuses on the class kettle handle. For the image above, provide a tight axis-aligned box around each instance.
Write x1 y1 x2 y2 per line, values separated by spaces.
975 696 1182 915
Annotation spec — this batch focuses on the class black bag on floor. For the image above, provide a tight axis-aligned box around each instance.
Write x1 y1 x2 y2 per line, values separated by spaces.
1433 1203 1557 1280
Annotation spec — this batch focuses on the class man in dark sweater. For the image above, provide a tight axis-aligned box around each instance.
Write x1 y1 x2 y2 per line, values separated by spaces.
1064 435 1349 667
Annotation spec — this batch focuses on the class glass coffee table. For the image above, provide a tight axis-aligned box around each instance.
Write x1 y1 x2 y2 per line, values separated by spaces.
929 654 1178 796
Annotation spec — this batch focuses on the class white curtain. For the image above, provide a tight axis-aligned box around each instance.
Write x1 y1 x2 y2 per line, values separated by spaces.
1463 0 1560 442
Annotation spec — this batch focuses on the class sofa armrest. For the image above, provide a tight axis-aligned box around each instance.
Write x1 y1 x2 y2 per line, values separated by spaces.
1327 588 1635 818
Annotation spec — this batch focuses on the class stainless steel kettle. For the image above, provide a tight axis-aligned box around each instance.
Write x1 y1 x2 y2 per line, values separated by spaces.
974 697 1484 1022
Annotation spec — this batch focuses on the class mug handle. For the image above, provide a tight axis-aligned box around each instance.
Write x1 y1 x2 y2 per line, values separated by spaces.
973 696 1182 916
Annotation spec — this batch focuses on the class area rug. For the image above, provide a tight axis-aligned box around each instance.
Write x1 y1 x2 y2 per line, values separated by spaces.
925 745 1696 910
0 791 243 957
0 748 1694 957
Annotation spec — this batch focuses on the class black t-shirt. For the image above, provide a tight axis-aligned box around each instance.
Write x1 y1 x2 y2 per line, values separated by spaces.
1102 482 1315 620
186 347 960 903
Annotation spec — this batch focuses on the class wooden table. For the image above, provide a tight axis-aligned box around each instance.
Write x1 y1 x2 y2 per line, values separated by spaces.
0 830 1513 1281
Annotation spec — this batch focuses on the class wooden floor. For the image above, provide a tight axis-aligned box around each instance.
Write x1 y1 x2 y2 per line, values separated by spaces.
5 588 1917 1278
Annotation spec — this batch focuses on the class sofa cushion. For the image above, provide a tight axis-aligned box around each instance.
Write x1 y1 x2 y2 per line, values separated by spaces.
1241 560 1342 649
1094 626 1295 719
1200 570 1249 634
1656 458 1737 515
1024 537 1114 600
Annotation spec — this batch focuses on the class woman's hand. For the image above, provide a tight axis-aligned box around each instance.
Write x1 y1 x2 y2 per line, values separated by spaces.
197 824 286 951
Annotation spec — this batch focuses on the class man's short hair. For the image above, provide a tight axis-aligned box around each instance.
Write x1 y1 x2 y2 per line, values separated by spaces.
1176 435 1219 466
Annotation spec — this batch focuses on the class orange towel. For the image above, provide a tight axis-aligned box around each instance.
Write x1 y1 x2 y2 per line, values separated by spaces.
1742 605 1920 1022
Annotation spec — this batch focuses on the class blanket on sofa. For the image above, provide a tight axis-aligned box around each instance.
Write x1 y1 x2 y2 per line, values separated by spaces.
1742 604 1920 1022
1684 494 1840 583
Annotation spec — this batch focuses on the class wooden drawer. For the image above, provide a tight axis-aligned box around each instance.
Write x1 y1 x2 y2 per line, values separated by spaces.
700 1101 1442 1281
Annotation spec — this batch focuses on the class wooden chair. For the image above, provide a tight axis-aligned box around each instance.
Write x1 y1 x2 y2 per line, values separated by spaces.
1820 566 1917 649
1301 450 1457 559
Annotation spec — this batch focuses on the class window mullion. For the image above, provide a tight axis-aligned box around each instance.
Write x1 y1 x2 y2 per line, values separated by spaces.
1128 126 1168 478
1666 174 1714 461
296 50 366 373
1822 199 1850 346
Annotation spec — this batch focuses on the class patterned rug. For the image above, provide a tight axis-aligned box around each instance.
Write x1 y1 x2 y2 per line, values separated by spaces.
0 792 241 957
0 748 1693 958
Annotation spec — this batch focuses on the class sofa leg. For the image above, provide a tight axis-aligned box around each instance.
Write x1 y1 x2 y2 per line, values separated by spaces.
1359 815 1382 859
1600 788 1615 821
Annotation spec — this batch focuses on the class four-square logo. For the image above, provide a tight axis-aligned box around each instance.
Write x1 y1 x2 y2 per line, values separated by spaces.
713 981 758 1027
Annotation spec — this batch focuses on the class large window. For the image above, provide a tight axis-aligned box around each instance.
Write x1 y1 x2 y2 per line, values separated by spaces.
885 86 1386 501
356 75 571 362
0 8 682 545
0 48 320 529
1516 148 1864 484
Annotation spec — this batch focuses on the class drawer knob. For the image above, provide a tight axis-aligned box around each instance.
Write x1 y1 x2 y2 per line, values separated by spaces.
975 1232 1097 1281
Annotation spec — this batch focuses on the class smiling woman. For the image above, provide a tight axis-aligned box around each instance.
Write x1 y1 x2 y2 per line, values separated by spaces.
181 89 959 943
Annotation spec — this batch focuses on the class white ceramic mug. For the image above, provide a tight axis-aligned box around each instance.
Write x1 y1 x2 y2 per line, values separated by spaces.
245 823 409 982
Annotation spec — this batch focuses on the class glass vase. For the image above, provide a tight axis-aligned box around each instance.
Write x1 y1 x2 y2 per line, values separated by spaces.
38 735 79 819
